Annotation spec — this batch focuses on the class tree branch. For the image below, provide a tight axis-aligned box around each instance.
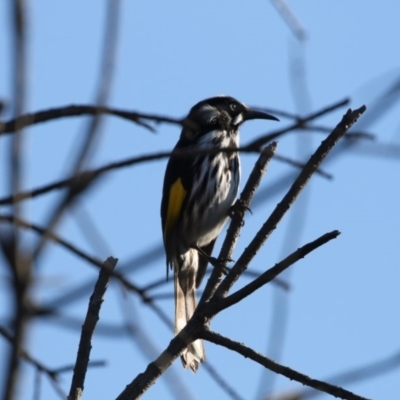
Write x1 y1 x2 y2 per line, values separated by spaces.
247 98 350 148
0 104 184 136
68 256 118 400
283 348 400 400
0 213 176 330
218 230 340 312
30 0 121 266
2 1 29 398
201 329 370 400
114 105 367 399
115 314 207 400
271 0 307 41
0 143 332 207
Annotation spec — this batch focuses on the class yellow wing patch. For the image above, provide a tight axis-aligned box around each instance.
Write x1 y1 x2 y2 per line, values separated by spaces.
164 178 187 240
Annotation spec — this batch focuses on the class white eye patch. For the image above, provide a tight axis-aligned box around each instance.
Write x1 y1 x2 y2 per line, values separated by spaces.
232 112 243 126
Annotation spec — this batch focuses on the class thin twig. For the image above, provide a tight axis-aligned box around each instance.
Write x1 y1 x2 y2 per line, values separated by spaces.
250 106 300 121
117 290 196 400
0 214 141 294
0 226 173 340
0 147 260 206
202 361 246 400
33 367 41 400
297 349 400 399
217 231 340 311
142 270 290 294
31 0 121 265
0 143 331 207
115 315 206 400
0 99 350 139
247 98 350 149
257 40 314 399
271 0 307 41
0 324 56 380
274 153 333 180
0 98 352 207
0 104 181 135
2 1 29 399
0 324 66 399
303 125 375 141
68 256 118 400
201 329 370 400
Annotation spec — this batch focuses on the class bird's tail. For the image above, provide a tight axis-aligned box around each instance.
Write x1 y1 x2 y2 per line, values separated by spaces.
174 250 205 372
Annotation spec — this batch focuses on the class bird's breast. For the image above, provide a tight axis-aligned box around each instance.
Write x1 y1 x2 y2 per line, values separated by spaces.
183 149 240 248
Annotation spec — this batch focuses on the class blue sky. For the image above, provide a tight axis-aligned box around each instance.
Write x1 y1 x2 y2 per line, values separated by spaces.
0 1 400 399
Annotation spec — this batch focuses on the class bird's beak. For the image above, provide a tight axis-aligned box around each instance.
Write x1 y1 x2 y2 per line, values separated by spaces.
244 109 279 122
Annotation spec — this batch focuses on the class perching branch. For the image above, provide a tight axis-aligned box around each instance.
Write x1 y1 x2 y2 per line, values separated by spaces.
114 223 353 400
115 105 367 400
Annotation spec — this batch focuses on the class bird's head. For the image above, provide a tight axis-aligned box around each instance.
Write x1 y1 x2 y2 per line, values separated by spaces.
181 95 278 140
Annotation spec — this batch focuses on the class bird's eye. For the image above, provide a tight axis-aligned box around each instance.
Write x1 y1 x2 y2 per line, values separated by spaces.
230 103 237 111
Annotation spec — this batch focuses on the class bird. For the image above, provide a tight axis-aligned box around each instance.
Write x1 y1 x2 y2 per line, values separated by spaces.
161 95 278 372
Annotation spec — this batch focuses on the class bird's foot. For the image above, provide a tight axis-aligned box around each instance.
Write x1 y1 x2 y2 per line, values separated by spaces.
207 256 232 275
195 246 233 275
228 199 252 220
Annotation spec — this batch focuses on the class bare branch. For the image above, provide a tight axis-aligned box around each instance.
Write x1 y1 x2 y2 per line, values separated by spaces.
30 0 121 268
0 324 56 381
247 98 350 148
142 269 290 296
271 0 307 41
277 349 400 399
274 153 333 180
2 214 175 334
218 230 340 312
0 98 354 213
0 213 174 332
202 362 246 400
0 104 182 135
115 315 205 400
201 329 370 400
2 1 29 398
68 256 118 400
0 143 332 207
0 325 67 399
0 147 260 206
303 125 375 141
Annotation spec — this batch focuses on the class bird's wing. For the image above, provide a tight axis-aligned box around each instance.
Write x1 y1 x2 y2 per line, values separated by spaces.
161 140 195 273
